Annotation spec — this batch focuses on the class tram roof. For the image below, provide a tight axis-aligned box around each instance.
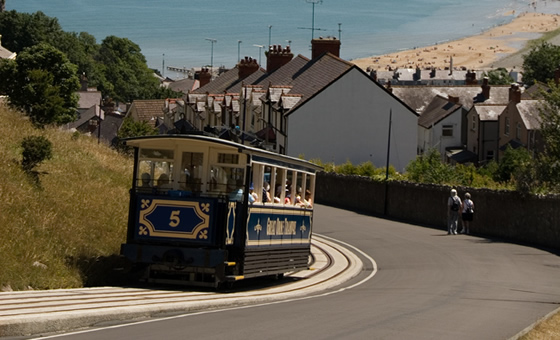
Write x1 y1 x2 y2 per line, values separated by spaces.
123 134 323 172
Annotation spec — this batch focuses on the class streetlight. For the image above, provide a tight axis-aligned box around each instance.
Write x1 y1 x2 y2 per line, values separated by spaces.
205 38 217 69
238 40 242 63
253 44 264 65
268 25 272 47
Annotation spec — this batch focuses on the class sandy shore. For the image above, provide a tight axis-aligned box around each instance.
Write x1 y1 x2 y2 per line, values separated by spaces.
351 12 560 72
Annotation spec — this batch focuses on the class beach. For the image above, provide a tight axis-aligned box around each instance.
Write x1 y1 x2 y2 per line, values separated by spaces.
351 12 560 72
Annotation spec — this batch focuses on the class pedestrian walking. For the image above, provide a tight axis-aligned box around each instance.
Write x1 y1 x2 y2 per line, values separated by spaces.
461 192 474 234
447 189 462 235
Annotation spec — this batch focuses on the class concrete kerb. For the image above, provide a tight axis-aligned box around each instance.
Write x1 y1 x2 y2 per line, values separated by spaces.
0 236 363 337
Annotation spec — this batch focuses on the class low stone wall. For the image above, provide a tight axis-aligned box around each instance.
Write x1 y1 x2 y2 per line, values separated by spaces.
315 172 560 250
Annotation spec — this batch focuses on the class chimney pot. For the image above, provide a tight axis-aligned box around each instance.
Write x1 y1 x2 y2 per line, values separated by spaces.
266 44 293 74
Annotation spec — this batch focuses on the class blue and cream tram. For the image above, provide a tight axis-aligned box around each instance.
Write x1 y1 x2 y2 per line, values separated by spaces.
120 134 322 288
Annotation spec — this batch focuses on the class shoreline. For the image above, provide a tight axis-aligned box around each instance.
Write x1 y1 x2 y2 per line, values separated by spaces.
351 12 560 72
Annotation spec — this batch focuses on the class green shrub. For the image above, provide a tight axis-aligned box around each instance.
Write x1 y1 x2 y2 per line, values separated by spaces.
21 135 52 172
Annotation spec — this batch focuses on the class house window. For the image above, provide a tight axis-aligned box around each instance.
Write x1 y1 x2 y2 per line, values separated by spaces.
516 122 521 139
505 117 510 136
486 150 494 160
442 125 453 137
471 115 476 130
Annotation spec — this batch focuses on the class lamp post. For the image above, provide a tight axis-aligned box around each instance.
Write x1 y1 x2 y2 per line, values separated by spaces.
253 44 264 65
237 40 242 63
268 25 272 47
205 38 217 69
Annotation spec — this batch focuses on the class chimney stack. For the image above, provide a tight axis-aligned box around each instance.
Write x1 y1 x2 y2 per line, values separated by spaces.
196 68 212 88
311 36 340 59
481 76 490 100
448 95 459 104
238 57 260 79
386 80 393 93
465 70 477 85
80 73 88 91
509 83 521 103
266 45 293 74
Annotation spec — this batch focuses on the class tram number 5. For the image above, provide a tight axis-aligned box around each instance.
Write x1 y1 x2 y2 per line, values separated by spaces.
169 210 180 227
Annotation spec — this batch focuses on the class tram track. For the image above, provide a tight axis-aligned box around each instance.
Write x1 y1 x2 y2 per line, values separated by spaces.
0 235 363 337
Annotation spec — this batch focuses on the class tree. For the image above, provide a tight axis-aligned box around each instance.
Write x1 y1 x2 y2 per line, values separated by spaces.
116 117 158 153
484 68 514 85
0 10 65 53
522 41 560 86
493 145 532 183
0 43 79 127
536 82 560 190
405 149 456 184
118 117 158 139
21 136 53 172
96 36 160 103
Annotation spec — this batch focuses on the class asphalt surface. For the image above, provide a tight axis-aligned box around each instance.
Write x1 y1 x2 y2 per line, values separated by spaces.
2 204 560 339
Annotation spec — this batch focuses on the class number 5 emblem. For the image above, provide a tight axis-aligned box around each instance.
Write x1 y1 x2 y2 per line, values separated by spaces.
169 210 180 227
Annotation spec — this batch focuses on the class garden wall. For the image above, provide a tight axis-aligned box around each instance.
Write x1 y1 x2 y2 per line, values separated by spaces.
315 172 560 250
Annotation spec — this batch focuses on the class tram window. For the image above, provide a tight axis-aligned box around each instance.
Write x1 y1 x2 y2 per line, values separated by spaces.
210 165 245 196
274 168 287 204
137 160 174 192
262 166 272 203
285 171 295 205
180 152 203 192
294 172 304 206
251 164 264 203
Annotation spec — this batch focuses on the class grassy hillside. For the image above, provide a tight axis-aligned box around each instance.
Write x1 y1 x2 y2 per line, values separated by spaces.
0 104 132 290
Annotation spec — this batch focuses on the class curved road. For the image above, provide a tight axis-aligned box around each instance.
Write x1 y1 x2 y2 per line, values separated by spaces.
37 204 560 340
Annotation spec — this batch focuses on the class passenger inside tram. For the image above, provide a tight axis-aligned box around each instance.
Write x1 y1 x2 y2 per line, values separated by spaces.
157 173 172 190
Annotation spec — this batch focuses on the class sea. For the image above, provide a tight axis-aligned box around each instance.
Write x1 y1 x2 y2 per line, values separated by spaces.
7 0 560 79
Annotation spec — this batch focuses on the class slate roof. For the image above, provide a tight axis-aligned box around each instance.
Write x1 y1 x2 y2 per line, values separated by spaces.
521 82 548 100
0 42 16 60
473 104 505 121
192 66 266 94
77 90 102 110
418 95 463 128
516 100 541 130
392 85 512 113
127 99 166 127
168 78 198 93
68 105 102 130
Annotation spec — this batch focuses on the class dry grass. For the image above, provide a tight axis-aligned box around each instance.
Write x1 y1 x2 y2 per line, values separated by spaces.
519 309 560 340
0 104 132 289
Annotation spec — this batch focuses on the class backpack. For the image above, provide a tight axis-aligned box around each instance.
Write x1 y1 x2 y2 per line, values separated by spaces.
451 198 460 211
466 200 474 214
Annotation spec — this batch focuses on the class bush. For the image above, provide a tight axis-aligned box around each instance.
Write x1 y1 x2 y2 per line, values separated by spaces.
21 135 52 172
